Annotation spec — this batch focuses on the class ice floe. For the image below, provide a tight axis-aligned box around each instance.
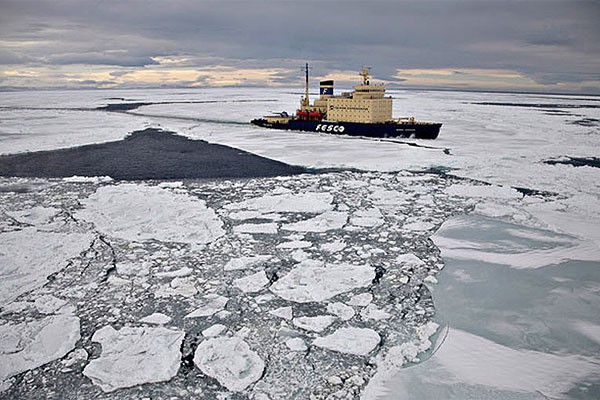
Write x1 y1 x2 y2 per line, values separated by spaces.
269 306 293 320
0 314 80 382
233 223 278 235
83 325 184 392
360 304 392 321
446 183 521 199
33 295 71 315
62 175 113 184
282 211 347 232
6 206 60 226
276 240 312 249
327 302 355 321
139 313 171 325
270 259 375 303
154 266 193 278
194 337 265 392
155 276 199 298
0 228 92 306
226 192 333 214
75 183 224 244
321 240 347 253
285 337 308 352
313 327 380 356
202 324 227 337
350 208 384 227
224 255 273 271
185 295 229 318
292 315 336 332
116 261 151 277
234 271 270 293
348 292 373 307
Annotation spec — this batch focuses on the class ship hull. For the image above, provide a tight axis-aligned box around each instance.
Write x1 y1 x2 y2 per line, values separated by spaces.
250 118 441 139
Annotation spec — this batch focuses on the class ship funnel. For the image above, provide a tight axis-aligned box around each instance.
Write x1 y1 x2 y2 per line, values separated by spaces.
319 80 334 98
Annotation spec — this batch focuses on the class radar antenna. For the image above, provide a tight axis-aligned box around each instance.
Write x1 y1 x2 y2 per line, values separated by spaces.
360 66 371 85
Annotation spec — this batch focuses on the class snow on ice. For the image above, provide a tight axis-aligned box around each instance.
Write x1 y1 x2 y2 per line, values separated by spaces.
234 270 270 293
0 314 80 382
193 337 265 392
282 211 348 232
226 192 333 214
313 327 381 356
224 255 273 271
0 228 92 306
75 183 224 244
83 325 184 392
270 259 375 303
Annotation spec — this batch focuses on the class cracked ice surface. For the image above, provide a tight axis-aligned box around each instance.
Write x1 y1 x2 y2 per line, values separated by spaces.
2 87 599 399
0 170 470 399
83 325 185 392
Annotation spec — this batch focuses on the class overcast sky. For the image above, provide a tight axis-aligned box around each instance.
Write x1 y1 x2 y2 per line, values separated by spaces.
1 0 599 93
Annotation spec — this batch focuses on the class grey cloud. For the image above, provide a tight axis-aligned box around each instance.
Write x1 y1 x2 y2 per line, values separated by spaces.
0 48 30 65
47 52 159 67
109 70 134 77
0 0 599 91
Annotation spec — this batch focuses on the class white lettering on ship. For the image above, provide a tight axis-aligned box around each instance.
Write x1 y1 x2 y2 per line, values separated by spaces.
315 124 345 133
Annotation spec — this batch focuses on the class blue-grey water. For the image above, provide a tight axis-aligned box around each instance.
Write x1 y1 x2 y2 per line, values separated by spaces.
378 214 600 399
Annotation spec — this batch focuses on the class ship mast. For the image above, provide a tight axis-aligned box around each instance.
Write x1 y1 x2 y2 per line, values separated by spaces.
302 63 310 107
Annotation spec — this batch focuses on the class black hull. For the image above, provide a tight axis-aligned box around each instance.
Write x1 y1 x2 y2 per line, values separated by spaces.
250 119 441 139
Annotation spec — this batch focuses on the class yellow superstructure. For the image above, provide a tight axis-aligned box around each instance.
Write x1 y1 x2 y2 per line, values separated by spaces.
303 67 393 123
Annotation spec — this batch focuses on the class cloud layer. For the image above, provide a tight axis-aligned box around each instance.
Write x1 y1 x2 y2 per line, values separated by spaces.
1 1 599 93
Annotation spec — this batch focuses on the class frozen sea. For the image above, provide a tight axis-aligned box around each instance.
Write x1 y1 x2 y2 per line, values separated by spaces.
0 87 599 399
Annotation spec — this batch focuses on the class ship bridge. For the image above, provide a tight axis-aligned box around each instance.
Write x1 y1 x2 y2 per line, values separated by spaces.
324 67 392 123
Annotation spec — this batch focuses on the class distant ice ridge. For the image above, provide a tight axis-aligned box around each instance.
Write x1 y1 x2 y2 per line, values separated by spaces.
75 183 224 244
